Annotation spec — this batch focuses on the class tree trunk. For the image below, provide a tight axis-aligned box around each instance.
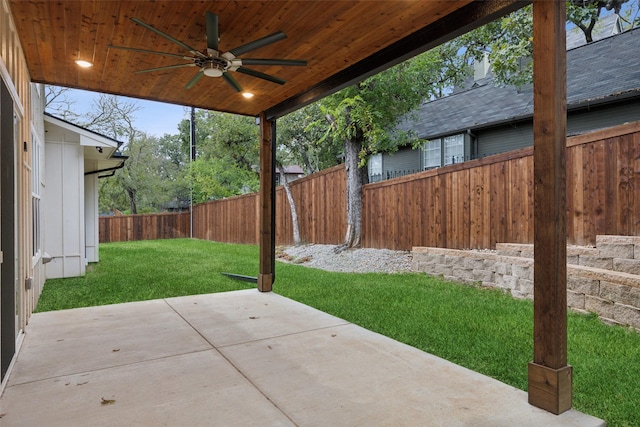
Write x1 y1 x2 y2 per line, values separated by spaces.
299 146 314 175
577 18 596 43
127 188 137 214
341 137 363 249
280 170 301 245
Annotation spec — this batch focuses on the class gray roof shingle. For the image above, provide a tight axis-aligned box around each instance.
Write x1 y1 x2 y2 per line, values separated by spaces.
403 26 640 140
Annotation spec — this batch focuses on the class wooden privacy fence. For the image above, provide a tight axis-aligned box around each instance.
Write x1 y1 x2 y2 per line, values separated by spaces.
192 193 258 244
275 165 346 245
99 212 190 242
191 165 346 245
363 121 640 250
363 149 534 250
100 121 640 250
100 164 346 244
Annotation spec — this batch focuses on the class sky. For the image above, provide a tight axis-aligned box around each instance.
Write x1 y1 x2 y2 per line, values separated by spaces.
53 87 190 137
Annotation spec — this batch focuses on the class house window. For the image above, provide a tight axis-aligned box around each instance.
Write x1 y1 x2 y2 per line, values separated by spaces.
422 139 441 169
443 134 464 165
368 153 382 181
422 133 466 169
32 132 42 260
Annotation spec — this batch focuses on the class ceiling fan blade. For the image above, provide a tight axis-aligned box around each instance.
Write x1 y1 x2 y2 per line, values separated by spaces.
135 63 195 74
108 45 189 60
185 70 205 89
236 67 285 85
130 17 206 58
222 72 243 92
240 58 307 67
229 31 287 57
205 11 219 52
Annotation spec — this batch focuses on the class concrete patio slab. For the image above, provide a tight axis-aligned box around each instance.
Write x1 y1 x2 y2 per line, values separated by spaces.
165 290 349 347
2 350 294 426
7 299 211 385
0 290 604 426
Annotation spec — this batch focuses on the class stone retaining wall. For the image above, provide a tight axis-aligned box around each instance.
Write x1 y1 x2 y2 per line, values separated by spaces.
411 236 640 329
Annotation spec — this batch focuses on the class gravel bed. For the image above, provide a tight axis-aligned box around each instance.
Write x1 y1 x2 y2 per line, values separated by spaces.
277 244 412 273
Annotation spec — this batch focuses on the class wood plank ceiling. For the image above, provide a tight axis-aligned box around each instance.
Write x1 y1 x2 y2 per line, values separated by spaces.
9 1 524 118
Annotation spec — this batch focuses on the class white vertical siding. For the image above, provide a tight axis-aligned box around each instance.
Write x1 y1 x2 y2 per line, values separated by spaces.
44 133 85 278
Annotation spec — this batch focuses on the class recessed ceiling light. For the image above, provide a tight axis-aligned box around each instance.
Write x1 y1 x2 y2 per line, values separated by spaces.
75 59 93 68
242 92 254 99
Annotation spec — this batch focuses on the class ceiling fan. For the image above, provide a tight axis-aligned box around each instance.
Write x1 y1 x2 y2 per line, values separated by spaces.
108 12 307 92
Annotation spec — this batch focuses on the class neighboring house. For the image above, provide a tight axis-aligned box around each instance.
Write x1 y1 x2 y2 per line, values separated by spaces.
370 22 639 183
43 113 127 279
275 165 305 186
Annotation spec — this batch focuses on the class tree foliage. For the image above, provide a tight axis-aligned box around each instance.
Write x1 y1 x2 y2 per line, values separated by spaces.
98 132 187 214
315 45 472 248
82 95 189 214
277 103 342 174
188 157 258 203
177 110 260 203
43 90 190 214
320 44 470 165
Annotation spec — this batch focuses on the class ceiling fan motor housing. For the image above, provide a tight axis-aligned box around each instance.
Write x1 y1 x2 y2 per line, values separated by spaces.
198 56 227 77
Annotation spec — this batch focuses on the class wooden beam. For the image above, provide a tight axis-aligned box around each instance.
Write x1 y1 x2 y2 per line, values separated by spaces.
529 0 571 415
258 112 275 292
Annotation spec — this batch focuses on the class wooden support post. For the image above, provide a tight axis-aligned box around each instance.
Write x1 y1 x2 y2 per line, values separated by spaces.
529 0 572 415
258 112 275 292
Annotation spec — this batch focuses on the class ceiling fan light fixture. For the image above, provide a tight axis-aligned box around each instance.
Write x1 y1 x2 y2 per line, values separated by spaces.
203 63 224 77
75 59 93 68
119 12 306 91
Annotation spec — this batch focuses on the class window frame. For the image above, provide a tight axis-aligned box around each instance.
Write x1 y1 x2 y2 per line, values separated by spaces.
368 153 383 180
422 138 442 169
422 133 468 169
31 130 42 264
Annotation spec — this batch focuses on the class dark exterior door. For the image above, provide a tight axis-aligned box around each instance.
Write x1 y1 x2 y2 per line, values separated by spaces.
0 78 16 382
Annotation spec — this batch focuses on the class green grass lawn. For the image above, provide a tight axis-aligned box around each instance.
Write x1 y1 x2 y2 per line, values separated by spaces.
38 239 640 427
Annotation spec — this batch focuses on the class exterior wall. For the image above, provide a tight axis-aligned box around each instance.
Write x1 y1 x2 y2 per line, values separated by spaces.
84 173 99 263
43 127 86 278
476 121 534 158
476 99 640 159
0 0 43 388
378 147 422 179
567 99 640 135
